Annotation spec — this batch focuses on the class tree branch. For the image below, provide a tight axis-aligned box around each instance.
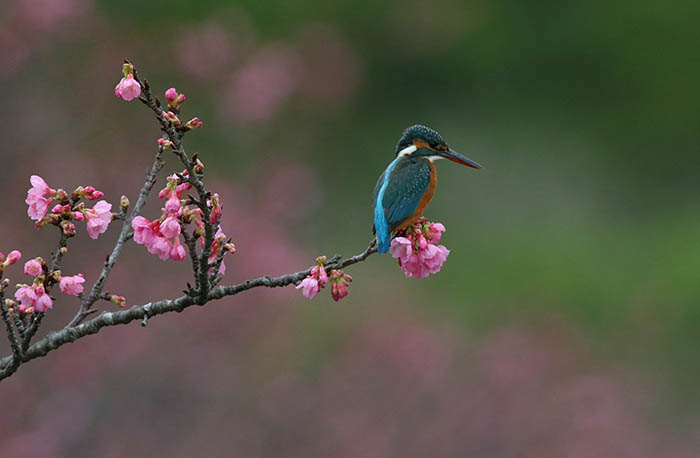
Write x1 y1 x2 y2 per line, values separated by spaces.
0 242 377 381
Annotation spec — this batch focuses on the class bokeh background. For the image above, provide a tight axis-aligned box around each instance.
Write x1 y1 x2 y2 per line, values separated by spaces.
1 0 700 456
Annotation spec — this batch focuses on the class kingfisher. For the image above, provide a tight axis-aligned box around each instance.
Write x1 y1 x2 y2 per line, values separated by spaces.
372 124 482 253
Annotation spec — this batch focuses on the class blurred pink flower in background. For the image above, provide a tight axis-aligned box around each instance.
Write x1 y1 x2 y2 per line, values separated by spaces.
296 24 362 102
14 0 92 31
0 0 93 78
177 21 239 81
224 46 303 125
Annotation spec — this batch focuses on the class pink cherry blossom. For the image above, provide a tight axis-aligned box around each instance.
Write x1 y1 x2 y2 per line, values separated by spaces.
169 240 187 261
165 196 181 215
15 286 37 310
59 274 85 296
132 216 155 245
24 259 42 276
401 253 430 279
147 236 172 261
296 277 320 299
421 244 449 274
115 74 141 101
160 216 181 239
389 237 412 263
311 264 328 286
84 201 112 239
34 285 53 312
428 223 446 243
26 175 55 221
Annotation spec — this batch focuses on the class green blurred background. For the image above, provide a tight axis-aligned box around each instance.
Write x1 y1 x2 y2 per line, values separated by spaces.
1 0 699 456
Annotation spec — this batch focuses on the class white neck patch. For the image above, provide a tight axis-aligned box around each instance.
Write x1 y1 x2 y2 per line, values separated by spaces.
397 144 417 157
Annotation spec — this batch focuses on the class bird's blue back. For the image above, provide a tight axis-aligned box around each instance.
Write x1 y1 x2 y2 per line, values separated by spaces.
373 157 432 253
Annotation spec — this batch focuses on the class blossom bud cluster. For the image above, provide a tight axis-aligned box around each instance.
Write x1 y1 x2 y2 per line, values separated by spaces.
131 171 235 272
26 176 114 239
9 253 86 314
296 257 353 301
389 218 449 278
330 270 353 301
165 87 186 109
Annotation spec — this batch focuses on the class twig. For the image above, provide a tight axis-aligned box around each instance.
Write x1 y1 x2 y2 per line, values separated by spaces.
67 148 165 328
20 229 70 350
134 66 216 301
0 284 22 377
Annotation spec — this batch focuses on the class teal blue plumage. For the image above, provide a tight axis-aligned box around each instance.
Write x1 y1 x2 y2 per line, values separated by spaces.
372 157 431 253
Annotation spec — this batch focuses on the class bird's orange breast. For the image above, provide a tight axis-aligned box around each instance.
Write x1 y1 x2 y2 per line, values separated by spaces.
395 158 437 232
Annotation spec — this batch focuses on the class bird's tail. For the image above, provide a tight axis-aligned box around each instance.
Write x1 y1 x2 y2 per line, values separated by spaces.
374 207 391 254
376 227 391 254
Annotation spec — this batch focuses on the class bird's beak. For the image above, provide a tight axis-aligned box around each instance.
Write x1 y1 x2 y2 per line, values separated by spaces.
439 148 483 169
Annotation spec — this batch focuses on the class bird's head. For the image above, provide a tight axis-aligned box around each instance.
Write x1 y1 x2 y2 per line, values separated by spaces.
395 124 482 169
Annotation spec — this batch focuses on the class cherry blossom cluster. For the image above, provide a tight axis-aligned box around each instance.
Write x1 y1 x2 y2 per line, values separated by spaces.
2 254 86 314
389 218 450 278
131 172 235 271
296 256 353 301
26 176 115 239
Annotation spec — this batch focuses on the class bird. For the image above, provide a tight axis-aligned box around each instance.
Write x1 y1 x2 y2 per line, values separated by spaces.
372 124 482 253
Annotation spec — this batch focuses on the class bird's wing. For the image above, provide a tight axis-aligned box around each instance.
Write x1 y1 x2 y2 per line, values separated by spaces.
373 158 431 233
382 158 431 232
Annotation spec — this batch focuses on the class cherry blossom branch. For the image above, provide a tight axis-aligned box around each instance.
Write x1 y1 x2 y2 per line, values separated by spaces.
21 229 69 351
0 243 377 381
133 69 216 302
0 282 22 377
67 147 165 327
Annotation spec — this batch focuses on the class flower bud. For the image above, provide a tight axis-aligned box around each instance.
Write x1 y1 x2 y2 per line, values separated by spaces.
163 111 181 127
55 189 69 203
61 220 76 237
157 138 174 150
108 294 126 307
165 87 178 104
5 299 16 311
193 158 205 174
184 117 203 130
5 250 21 266
120 195 130 211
